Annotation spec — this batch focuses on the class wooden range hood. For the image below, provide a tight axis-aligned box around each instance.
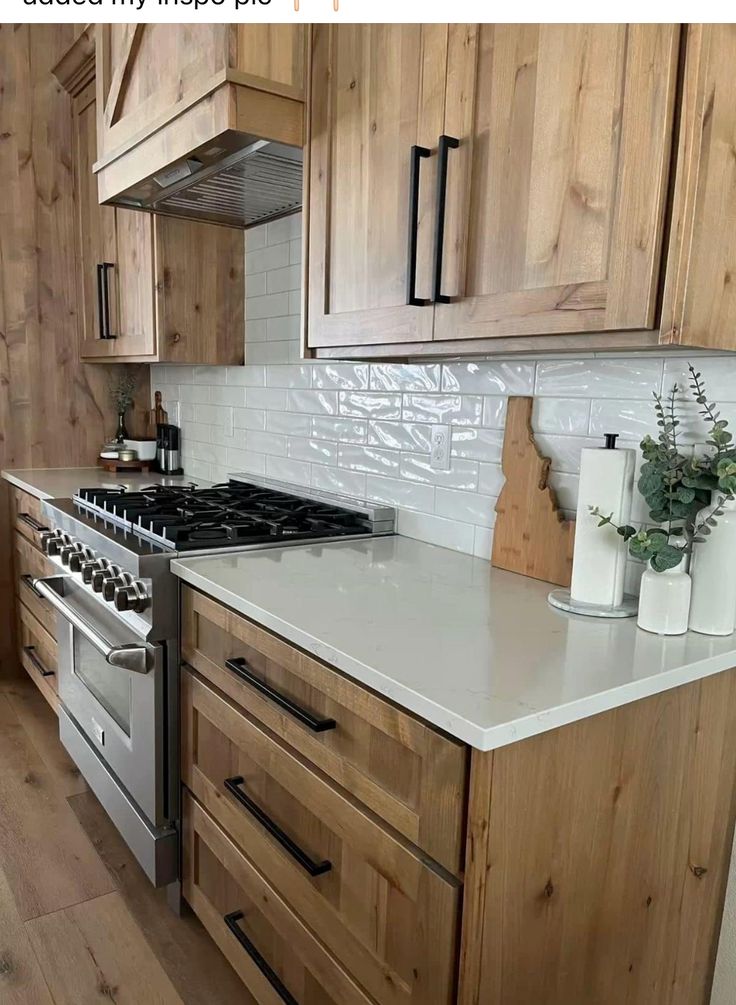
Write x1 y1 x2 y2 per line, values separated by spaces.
93 24 306 229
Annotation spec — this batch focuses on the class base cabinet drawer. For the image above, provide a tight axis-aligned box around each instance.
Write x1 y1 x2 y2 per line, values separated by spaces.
15 532 56 639
182 670 461 1005
11 487 50 551
182 585 467 875
183 792 373 1005
18 601 58 712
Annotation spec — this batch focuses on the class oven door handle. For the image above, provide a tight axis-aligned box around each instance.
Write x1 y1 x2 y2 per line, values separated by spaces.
33 576 150 675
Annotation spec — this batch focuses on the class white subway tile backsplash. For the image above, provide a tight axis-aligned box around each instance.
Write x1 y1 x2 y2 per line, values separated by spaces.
402 394 483 426
443 361 535 395
339 392 402 419
157 211 736 561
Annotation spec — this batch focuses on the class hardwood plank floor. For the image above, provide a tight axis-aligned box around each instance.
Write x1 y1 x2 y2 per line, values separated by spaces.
0 680 254 1004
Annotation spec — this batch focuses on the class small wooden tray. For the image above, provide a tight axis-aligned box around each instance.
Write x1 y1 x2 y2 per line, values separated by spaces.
99 457 153 473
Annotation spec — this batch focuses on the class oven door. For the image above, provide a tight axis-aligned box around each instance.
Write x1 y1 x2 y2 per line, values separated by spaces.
34 574 167 828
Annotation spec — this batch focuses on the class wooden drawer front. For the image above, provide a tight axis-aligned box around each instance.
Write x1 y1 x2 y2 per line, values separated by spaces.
182 586 467 875
18 601 59 713
11 487 50 551
15 533 56 638
182 671 461 1005
183 791 373 1005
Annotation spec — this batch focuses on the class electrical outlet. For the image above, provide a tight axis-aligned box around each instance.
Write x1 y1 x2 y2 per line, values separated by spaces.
430 424 451 470
224 406 234 438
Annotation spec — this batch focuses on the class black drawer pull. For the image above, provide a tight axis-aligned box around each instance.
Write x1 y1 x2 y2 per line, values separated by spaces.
96 262 115 339
432 134 460 304
18 512 49 533
23 646 54 678
224 911 299 1005
406 144 432 306
224 776 332 878
20 574 43 599
224 657 336 733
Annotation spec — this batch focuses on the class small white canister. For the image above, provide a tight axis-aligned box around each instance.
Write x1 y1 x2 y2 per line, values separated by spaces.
689 497 736 636
637 555 691 636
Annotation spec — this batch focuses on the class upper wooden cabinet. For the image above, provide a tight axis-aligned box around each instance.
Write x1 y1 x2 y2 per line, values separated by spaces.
94 24 306 212
55 31 245 364
305 24 684 357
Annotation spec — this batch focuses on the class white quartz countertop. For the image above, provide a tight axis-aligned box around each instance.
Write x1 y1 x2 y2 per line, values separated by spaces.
172 536 736 751
2 467 210 500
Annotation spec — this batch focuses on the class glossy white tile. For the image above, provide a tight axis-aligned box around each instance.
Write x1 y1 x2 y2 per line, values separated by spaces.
435 488 496 528
337 444 400 475
265 364 311 389
246 388 288 411
266 411 312 436
365 474 435 512
310 466 367 498
534 397 592 434
287 436 337 465
481 396 508 429
312 417 367 443
400 455 479 490
266 455 311 486
339 392 402 419
535 359 663 398
310 363 369 390
396 510 476 553
367 421 432 453
442 361 535 395
477 463 505 497
231 408 267 432
287 388 338 415
451 428 504 463
402 394 483 426
246 292 291 321
370 363 441 392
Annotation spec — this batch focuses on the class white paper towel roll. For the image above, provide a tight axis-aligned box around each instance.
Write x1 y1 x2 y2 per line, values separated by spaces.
570 438 635 608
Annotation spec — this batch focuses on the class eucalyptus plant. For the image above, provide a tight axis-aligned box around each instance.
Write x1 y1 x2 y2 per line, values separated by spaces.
591 365 736 573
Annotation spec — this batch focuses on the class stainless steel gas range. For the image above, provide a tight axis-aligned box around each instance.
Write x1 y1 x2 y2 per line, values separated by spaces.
33 476 395 889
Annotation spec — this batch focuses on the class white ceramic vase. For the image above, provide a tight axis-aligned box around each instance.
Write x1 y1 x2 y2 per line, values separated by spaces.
637 555 691 635
689 497 736 636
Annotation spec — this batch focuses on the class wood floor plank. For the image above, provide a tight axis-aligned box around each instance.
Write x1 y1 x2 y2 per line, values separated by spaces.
0 695 115 920
26 890 184 1005
4 680 87 798
69 790 253 1005
0 867 55 1004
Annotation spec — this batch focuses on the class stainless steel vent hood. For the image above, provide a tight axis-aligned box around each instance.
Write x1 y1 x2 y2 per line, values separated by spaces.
111 134 303 230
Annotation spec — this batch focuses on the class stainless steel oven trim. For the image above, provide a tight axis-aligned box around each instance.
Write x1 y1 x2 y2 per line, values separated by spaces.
33 576 149 674
59 706 178 888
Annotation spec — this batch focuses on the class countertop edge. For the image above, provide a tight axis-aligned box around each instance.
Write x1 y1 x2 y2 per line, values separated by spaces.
3 468 59 499
171 559 736 752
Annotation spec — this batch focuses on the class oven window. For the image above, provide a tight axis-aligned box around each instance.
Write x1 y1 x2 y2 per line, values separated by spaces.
73 636 132 735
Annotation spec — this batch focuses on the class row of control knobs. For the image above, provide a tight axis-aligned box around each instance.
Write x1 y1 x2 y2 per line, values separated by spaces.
42 530 149 613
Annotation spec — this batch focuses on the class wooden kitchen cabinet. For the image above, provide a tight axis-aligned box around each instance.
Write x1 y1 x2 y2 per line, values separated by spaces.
56 31 245 364
305 24 681 357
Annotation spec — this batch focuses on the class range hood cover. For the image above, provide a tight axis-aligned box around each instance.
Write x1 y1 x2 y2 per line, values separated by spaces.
116 139 303 230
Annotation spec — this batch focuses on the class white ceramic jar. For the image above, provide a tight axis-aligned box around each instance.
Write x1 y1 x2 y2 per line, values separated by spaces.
689 497 736 636
637 555 691 635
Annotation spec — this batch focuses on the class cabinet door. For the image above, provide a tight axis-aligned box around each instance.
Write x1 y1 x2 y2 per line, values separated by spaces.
155 217 245 366
435 24 680 343
72 80 156 360
307 25 447 349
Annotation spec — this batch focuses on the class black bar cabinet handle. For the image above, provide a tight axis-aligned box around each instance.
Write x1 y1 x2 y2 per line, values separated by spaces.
224 776 332 878
23 645 54 678
18 512 49 534
406 144 432 306
20 574 43 599
97 262 115 339
433 134 460 304
224 657 336 733
224 911 299 1005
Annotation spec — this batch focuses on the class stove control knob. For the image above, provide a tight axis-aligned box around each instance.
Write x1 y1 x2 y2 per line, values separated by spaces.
114 582 149 613
91 567 114 593
80 559 97 584
102 573 125 603
60 542 81 566
46 533 64 557
69 547 92 573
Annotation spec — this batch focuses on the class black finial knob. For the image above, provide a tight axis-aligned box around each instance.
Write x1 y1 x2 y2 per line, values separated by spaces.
604 433 619 450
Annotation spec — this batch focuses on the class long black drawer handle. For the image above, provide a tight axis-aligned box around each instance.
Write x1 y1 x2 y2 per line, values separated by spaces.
18 512 49 533
224 657 336 733
406 144 432 306
432 134 460 304
224 911 299 1005
20 574 43 599
23 645 54 678
97 262 115 339
224 776 332 878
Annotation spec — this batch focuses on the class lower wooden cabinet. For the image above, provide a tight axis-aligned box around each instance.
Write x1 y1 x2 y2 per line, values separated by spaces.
18 599 58 713
182 669 461 1005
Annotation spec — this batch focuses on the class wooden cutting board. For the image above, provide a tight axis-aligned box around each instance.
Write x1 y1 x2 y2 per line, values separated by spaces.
491 396 574 587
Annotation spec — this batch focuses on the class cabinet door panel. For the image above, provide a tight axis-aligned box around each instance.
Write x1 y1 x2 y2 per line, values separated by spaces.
436 24 679 342
307 25 446 348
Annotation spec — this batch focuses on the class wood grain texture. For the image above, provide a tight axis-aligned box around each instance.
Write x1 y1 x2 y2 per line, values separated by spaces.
0 26 151 679
458 670 736 1005
181 585 467 875
26 892 183 1005
306 25 444 348
491 396 574 586
183 791 375 1005
436 23 680 343
182 669 461 1005
660 25 736 350
0 694 115 921
0 867 54 1005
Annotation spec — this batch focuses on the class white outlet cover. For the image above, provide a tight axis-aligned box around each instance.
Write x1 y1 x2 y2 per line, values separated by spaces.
430 424 451 470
